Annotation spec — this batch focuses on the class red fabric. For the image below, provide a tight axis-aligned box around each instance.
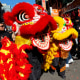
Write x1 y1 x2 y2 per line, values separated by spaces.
54 51 61 58
0 37 32 80
3 2 35 25
20 15 57 36
3 2 57 36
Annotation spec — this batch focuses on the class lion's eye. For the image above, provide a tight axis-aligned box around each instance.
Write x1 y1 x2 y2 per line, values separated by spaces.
17 11 30 21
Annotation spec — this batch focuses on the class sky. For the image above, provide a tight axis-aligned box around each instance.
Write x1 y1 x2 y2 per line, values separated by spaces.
0 0 35 9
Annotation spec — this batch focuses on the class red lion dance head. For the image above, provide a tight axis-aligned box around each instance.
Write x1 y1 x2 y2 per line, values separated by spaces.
2 2 57 80
3 2 57 51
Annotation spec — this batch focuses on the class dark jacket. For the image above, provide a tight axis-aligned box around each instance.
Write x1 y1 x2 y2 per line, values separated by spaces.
0 31 13 48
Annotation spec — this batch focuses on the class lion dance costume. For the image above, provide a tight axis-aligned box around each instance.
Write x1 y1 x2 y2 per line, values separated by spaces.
0 2 78 80
2 2 58 80
42 16 78 78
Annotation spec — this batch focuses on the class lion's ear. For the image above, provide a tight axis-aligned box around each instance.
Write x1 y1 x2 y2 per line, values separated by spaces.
3 12 15 26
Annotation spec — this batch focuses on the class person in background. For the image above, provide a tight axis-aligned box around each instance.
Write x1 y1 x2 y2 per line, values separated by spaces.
8 30 16 42
66 52 74 67
0 21 13 48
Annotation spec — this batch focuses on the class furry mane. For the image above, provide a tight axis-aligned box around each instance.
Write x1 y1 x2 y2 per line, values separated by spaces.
3 2 35 25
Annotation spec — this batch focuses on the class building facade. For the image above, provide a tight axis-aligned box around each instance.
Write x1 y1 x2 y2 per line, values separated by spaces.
0 2 3 22
0 2 11 30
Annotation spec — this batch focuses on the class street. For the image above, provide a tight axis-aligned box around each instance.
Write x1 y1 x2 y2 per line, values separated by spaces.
40 59 80 80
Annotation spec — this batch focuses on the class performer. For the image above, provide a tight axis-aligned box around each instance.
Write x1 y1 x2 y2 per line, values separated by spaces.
50 17 78 79
42 16 78 79
0 21 13 48
3 2 57 80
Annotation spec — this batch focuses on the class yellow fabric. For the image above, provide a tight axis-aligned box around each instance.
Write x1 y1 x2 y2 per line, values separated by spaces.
0 49 10 55
0 59 3 64
7 58 12 63
9 64 13 71
43 42 58 71
6 39 11 47
52 16 65 33
20 65 25 69
51 16 78 40
42 16 78 71
15 36 31 48
19 72 24 77
52 28 78 40
2 74 7 80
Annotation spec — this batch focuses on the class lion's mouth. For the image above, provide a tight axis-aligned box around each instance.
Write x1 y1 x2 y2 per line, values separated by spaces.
31 33 50 50
59 39 73 51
